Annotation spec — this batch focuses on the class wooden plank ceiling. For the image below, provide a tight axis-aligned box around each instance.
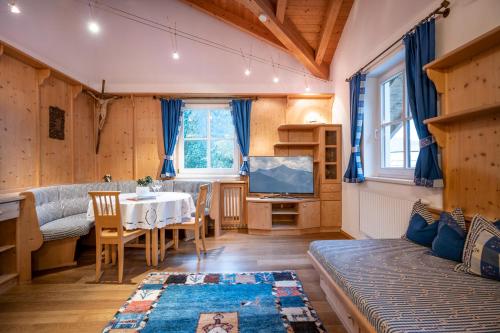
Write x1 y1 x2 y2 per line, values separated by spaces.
181 0 353 80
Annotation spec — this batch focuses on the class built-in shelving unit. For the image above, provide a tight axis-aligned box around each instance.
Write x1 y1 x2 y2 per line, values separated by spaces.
424 26 500 220
274 142 320 147
0 195 23 294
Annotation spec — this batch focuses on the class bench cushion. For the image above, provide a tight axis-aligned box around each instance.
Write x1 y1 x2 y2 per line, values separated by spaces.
40 213 94 242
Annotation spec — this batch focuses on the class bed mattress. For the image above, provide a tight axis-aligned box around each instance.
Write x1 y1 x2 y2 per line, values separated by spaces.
309 239 500 333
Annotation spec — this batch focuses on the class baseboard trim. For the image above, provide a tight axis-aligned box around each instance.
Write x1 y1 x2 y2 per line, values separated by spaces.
340 230 355 239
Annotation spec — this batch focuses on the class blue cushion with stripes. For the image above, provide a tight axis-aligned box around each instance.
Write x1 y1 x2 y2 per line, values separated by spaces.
432 211 466 262
405 200 439 247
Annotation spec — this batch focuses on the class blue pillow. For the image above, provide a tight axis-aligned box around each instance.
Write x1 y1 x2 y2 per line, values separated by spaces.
406 214 439 247
432 210 466 262
455 215 500 281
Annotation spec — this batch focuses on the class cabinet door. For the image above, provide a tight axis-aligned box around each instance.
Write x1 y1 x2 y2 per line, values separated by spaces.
321 127 342 184
247 202 272 230
320 200 341 227
298 201 320 228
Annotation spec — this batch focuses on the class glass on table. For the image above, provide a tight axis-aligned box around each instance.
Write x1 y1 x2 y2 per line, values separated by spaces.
151 180 162 193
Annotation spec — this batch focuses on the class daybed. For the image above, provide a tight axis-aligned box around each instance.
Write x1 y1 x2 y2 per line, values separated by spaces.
308 239 500 333
18 179 219 281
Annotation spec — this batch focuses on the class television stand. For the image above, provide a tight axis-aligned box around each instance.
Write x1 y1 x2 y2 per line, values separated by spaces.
261 194 297 200
246 197 320 235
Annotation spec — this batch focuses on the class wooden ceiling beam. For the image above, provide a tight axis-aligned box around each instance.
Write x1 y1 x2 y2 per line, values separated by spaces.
315 0 343 65
237 0 329 79
276 0 287 23
181 0 286 52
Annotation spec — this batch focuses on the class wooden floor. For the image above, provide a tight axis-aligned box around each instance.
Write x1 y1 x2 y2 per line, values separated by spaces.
0 231 347 333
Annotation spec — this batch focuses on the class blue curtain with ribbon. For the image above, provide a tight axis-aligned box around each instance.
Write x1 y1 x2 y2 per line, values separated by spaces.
160 99 183 178
343 73 366 183
230 99 252 176
404 19 443 187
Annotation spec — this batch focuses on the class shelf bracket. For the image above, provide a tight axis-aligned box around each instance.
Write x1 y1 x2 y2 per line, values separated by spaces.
427 123 447 147
36 69 51 86
426 69 445 94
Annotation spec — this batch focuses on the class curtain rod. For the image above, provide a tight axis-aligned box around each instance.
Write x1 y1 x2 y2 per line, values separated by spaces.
345 0 450 82
152 96 257 101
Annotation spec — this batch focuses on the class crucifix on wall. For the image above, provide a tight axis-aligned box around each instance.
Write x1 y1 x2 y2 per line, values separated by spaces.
86 80 121 154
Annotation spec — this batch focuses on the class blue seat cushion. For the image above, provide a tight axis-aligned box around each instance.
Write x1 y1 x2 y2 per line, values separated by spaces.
40 213 94 242
405 200 439 247
432 211 466 262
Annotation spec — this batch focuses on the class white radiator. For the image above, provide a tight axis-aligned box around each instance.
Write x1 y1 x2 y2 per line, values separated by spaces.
359 190 414 238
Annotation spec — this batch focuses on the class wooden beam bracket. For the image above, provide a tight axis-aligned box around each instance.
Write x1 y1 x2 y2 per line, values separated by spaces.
36 69 51 86
315 0 343 65
71 85 83 99
276 0 287 23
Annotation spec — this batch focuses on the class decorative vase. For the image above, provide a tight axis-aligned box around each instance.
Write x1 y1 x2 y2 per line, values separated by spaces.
136 186 150 196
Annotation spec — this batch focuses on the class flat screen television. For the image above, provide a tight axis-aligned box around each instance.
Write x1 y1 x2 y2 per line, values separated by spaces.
249 156 314 195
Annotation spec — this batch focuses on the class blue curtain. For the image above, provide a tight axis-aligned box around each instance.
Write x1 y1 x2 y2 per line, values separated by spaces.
343 73 366 183
230 99 252 176
404 19 443 187
160 99 183 177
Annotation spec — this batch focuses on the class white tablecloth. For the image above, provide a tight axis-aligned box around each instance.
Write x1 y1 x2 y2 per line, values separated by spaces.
87 192 195 230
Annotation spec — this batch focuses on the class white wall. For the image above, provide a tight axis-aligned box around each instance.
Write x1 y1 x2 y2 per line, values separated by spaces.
0 0 332 94
331 0 500 238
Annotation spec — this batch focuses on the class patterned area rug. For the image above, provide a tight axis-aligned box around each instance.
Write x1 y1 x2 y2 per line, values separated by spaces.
103 271 325 332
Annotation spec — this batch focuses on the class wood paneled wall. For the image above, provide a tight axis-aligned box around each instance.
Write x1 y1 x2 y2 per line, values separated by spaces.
1 52 334 193
0 53 95 193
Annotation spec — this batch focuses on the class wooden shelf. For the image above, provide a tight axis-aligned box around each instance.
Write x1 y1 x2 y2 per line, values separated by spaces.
424 26 500 71
272 209 299 215
278 124 323 130
0 245 15 254
0 273 18 286
274 141 319 147
424 102 500 125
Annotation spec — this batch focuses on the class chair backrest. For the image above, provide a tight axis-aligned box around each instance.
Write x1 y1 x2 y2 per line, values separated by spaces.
194 184 209 226
88 191 122 236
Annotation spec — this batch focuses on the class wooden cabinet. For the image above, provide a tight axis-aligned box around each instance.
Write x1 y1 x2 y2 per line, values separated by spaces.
247 201 272 230
320 126 342 184
0 195 23 294
321 201 341 228
247 198 320 235
298 201 320 228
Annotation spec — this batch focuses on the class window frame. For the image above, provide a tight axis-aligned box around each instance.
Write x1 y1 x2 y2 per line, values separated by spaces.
374 62 416 179
177 103 239 176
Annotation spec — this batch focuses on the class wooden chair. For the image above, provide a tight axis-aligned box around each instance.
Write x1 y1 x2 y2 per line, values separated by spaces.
89 191 149 283
162 184 208 260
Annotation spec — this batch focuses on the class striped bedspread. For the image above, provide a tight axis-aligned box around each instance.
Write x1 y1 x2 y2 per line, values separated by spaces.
309 239 500 333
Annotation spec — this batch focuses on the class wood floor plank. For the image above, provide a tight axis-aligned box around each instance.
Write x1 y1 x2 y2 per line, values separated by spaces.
0 231 347 332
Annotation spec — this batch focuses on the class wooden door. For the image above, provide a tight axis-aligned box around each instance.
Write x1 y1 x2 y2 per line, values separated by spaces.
247 202 272 230
320 201 341 228
298 201 320 228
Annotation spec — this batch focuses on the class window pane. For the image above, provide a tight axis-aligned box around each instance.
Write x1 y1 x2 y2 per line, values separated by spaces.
184 140 207 168
408 119 419 168
183 109 207 138
382 73 404 123
210 109 234 139
382 123 404 168
210 140 234 168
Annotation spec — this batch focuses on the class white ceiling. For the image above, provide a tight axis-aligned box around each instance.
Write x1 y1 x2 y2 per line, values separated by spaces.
0 0 334 94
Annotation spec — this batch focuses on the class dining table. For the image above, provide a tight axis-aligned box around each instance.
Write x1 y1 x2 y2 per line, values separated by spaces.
87 191 196 266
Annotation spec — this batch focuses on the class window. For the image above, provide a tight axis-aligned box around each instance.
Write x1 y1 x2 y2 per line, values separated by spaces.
178 104 239 175
373 62 419 179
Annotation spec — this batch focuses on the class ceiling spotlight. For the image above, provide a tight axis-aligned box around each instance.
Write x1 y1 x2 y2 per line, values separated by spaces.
8 2 20 14
273 76 279 83
305 86 311 92
87 21 100 34
258 14 268 22
172 51 180 60
244 68 251 76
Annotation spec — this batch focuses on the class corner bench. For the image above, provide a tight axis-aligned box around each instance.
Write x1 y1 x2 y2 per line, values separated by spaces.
19 179 219 281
